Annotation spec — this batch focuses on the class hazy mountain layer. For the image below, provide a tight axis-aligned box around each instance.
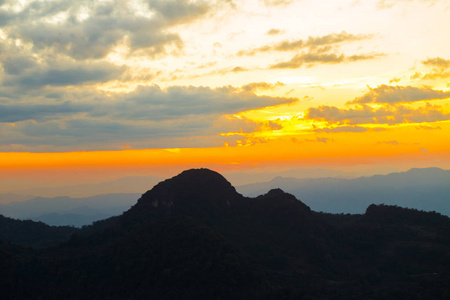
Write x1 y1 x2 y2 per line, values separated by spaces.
238 167 450 216
0 193 140 227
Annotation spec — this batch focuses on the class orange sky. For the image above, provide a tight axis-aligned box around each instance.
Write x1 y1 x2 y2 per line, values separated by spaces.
1 0 450 188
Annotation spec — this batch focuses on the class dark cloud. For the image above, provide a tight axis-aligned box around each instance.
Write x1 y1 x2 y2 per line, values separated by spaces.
306 103 450 125
1 55 37 75
0 102 87 123
0 85 297 122
4 61 125 87
1 0 211 61
16 15 181 60
348 85 450 104
0 113 282 151
0 118 215 150
147 0 209 25
0 84 297 150
113 85 297 120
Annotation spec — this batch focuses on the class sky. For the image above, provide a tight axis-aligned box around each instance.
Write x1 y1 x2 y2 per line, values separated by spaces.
1 0 450 188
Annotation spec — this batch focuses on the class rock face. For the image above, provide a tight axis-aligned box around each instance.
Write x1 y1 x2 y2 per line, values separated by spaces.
1 168 450 300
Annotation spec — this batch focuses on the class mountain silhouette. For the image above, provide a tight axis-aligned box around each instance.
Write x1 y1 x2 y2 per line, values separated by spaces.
1 168 449 299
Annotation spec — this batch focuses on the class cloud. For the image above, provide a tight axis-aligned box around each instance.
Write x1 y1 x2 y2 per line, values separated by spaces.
348 85 450 104
303 31 373 49
378 140 399 145
306 103 450 125
317 137 332 143
314 126 369 133
416 57 450 80
266 28 282 35
238 31 373 56
241 81 285 92
422 57 450 69
415 125 441 130
216 115 283 134
304 137 333 143
231 66 248 72
389 77 401 84
263 0 293 6
270 51 382 69
377 0 439 9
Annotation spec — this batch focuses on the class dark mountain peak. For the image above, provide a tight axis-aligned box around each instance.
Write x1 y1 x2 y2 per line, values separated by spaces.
146 168 238 201
174 168 235 188
265 188 286 197
254 188 311 215
124 169 242 222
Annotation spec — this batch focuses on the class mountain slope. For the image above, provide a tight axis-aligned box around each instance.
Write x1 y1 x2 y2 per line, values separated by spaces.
0 214 77 248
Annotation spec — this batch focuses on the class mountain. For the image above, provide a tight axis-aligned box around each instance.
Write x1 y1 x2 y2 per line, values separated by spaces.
0 193 140 227
1 168 449 299
237 167 450 216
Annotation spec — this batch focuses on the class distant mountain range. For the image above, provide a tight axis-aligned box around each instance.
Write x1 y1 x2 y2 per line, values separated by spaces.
1 167 448 227
1 167 397 199
0 193 140 227
7 175 163 198
222 166 399 185
237 167 450 216
1 168 449 299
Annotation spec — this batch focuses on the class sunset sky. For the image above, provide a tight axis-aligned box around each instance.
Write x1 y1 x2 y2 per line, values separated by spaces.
1 0 450 187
